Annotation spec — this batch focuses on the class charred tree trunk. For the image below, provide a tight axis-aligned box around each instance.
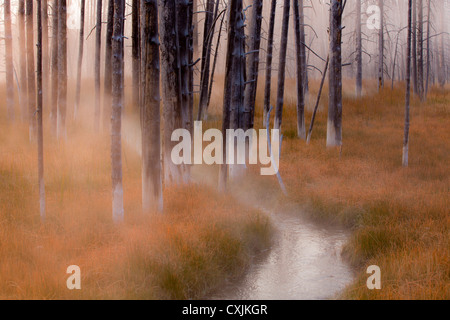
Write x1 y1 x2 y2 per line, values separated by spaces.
4 0 14 120
18 0 27 122
293 0 306 138
299 0 308 94
274 0 290 130
103 0 114 131
37 0 45 222
50 0 58 135
94 0 103 131
403 0 413 167
42 0 49 97
74 0 86 119
417 0 424 100
263 0 277 127
207 11 225 109
26 0 36 140
57 0 67 140
111 0 125 223
412 0 418 94
132 0 140 110
425 0 431 97
243 0 263 131
141 0 163 213
378 0 384 90
356 0 363 97
327 0 343 147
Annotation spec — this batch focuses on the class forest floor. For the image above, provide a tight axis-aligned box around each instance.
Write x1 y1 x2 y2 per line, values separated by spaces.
204 79 449 300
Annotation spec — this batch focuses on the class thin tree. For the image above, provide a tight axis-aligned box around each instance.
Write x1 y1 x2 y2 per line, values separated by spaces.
18 0 27 121
425 0 431 97
4 0 14 120
356 0 363 97
141 0 163 213
42 0 49 96
95 0 103 131
263 0 277 126
111 0 125 223
412 0 418 94
103 0 114 131
132 0 140 110
378 0 384 90
26 0 36 140
74 0 86 119
50 0 59 135
293 0 306 138
37 0 46 222
243 0 263 131
417 0 424 100
403 0 413 167
274 0 290 130
327 0 343 147
57 0 67 140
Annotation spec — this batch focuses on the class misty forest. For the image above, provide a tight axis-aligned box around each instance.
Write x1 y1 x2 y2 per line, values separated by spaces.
0 0 448 300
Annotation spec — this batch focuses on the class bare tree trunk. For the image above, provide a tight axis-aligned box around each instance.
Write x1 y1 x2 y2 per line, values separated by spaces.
26 0 36 140
37 0 45 222
206 12 225 109
425 0 431 97
197 0 216 120
18 0 27 122
412 0 418 94
141 0 163 213
243 0 263 131
4 0 14 120
327 0 343 147
263 0 277 127
111 0 125 223
356 0 362 97
219 0 242 192
42 0 49 98
274 0 290 131
50 0 58 135
378 0 384 90
299 0 308 95
132 0 140 110
103 0 114 131
74 0 86 119
438 1 445 87
193 0 198 58
417 0 424 100
94 0 102 131
293 0 305 138
403 0 413 167
57 0 67 140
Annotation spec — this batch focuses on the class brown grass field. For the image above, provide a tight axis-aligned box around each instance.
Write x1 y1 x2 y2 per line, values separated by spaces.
0 77 448 299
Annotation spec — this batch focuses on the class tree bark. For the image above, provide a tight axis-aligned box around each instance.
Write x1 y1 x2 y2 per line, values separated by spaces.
425 0 431 97
103 0 114 131
50 0 58 135
4 0 14 120
412 0 418 94
18 0 27 122
417 0 424 100
42 0 49 98
403 0 413 167
95 0 103 131
74 0 86 119
263 0 277 127
26 0 36 140
356 0 362 97
141 0 163 213
57 0 67 140
327 0 343 147
111 0 125 223
274 0 290 131
132 0 140 110
378 0 384 90
293 0 305 138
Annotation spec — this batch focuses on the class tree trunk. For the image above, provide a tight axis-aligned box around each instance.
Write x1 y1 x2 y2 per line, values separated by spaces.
50 0 58 135
57 0 67 140
425 0 431 98
378 0 384 90
417 0 424 100
403 0 413 167
274 0 290 131
412 0 418 94
132 0 140 110
18 0 27 122
243 0 263 131
4 0 14 120
207 12 225 109
42 0 49 98
95 0 102 131
327 0 343 147
141 0 163 213
74 0 86 119
263 0 277 127
356 0 362 97
111 0 125 223
299 0 308 95
37 0 46 222
103 0 114 131
26 0 36 140
293 0 305 138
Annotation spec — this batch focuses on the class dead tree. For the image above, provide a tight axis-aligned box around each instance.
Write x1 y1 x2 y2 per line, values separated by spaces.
417 0 424 100
274 0 290 130
57 0 67 140
103 0 114 131
263 0 277 126
403 0 413 167
242 0 263 131
42 0 49 96
50 0 58 135
26 0 36 140
18 0 27 121
299 0 308 94
37 0 46 222
378 0 384 90
111 0 125 223
74 0 86 118
206 11 225 109
141 0 163 213
412 0 418 94
94 0 103 131
132 0 140 110
425 0 431 97
293 0 306 138
327 0 343 148
356 0 363 97
4 0 14 120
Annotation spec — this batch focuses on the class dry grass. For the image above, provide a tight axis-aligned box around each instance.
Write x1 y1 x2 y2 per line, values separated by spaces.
0 88 272 299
